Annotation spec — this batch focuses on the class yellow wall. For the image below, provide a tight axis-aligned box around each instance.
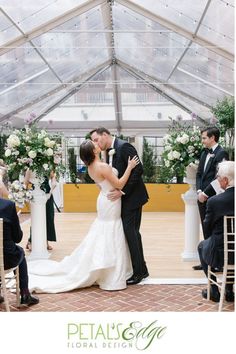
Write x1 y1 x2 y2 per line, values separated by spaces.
63 183 189 212
143 184 188 212
63 184 99 212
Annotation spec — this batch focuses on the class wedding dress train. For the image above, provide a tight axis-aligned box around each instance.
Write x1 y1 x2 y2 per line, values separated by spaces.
28 169 132 293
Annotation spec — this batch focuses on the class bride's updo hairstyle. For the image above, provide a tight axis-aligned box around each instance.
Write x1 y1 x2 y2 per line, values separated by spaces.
79 139 96 166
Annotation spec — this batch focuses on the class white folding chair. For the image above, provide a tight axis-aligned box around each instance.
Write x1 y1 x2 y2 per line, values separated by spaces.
207 215 235 311
0 218 20 311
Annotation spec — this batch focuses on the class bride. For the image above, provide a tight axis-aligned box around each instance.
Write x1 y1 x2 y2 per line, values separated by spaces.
28 139 139 293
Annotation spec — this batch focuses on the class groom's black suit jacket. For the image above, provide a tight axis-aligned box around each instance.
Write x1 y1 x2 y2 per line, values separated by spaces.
196 145 228 197
112 138 149 210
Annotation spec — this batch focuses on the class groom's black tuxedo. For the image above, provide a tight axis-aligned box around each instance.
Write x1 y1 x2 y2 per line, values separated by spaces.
112 138 149 210
196 145 228 239
111 137 149 277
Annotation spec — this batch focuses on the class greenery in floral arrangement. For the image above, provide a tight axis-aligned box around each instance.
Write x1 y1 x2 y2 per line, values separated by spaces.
211 96 234 160
142 138 157 182
159 121 202 183
4 124 65 181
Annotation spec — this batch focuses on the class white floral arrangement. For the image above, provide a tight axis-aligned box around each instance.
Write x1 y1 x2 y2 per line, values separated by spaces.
8 180 33 208
160 122 202 181
4 122 65 180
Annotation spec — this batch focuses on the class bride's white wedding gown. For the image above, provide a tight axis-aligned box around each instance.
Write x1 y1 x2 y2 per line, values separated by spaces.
28 168 132 293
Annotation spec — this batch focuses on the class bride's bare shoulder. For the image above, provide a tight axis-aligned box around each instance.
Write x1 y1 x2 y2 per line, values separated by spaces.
99 162 113 177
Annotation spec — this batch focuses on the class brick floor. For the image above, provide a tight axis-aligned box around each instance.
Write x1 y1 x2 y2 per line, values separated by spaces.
2 213 233 312
1 284 234 312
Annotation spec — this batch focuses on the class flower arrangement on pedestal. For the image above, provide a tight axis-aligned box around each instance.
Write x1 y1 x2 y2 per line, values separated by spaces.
4 124 65 181
159 122 202 183
8 180 33 208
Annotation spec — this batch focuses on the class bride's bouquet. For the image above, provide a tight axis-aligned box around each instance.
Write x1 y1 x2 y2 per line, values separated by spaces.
8 180 33 208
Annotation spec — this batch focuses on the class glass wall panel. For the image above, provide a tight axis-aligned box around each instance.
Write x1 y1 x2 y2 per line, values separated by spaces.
117 66 189 121
41 67 116 122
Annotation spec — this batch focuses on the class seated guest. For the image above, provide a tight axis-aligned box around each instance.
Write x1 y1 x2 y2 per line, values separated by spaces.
198 161 234 302
0 197 39 306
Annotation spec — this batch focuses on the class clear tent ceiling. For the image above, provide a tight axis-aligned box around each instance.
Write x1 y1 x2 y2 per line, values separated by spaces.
0 0 234 131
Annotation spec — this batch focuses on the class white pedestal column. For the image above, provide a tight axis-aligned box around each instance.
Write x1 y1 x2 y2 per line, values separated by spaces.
27 179 50 261
181 169 200 261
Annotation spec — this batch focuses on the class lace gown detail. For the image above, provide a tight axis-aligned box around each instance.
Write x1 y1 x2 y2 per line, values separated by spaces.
28 168 132 293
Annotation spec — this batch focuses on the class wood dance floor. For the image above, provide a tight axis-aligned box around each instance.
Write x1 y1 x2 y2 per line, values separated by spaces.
20 212 205 282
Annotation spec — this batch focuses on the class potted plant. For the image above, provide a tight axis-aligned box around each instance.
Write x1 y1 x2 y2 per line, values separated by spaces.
68 148 77 183
211 96 234 160
142 138 157 183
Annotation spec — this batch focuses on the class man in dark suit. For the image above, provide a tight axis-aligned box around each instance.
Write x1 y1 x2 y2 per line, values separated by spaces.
90 128 149 284
198 161 234 302
0 198 39 306
193 126 228 270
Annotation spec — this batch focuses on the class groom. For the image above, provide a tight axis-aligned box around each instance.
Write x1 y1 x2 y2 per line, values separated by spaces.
90 128 149 284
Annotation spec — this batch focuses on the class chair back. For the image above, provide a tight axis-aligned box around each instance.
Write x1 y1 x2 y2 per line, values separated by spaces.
0 218 3 269
223 215 235 266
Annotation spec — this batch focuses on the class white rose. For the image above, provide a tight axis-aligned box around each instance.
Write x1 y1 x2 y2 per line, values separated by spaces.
44 137 51 147
177 134 189 144
43 163 49 170
176 136 182 143
12 180 20 190
46 148 53 156
44 138 55 148
181 134 189 144
28 150 37 159
172 150 181 159
164 145 171 151
7 134 20 148
165 160 170 167
5 149 12 157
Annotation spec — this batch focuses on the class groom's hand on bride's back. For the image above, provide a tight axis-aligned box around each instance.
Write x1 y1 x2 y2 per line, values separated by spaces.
107 189 123 201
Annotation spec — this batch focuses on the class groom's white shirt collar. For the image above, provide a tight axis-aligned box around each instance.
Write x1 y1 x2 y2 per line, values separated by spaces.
111 136 115 149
